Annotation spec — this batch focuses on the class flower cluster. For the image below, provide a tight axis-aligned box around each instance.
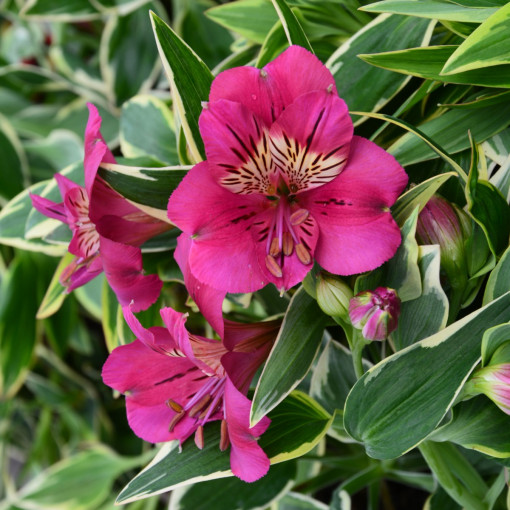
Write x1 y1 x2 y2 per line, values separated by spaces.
31 46 409 483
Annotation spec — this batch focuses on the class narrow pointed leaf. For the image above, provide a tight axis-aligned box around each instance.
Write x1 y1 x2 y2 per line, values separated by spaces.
150 12 213 162
344 290 510 459
359 46 510 88
361 0 499 22
442 3 510 74
483 244 510 304
327 14 434 124
270 0 312 51
251 287 328 426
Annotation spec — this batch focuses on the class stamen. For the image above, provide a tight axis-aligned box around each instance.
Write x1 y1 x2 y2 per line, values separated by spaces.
265 254 283 278
220 420 230 451
168 411 185 432
290 209 309 226
269 237 281 257
166 399 183 413
195 425 205 449
296 243 312 265
188 394 212 417
260 69 268 78
282 232 294 256
201 101 209 109
327 83 334 93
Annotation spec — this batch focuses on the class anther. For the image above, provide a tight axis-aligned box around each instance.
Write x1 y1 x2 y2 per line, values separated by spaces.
267 184 276 195
296 243 312 265
290 209 309 225
201 101 209 109
269 237 281 257
265 254 283 278
260 69 268 78
327 83 334 93
166 399 183 413
188 394 212 417
220 420 230 451
168 411 185 432
195 425 205 449
282 232 294 256
290 184 298 193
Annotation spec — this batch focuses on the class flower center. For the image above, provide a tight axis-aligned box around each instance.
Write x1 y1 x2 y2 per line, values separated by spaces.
264 194 312 278
67 188 100 258
166 376 229 450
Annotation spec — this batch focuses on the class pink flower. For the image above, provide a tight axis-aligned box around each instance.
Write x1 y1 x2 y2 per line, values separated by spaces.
168 45 408 293
102 306 280 482
31 104 168 311
349 287 401 341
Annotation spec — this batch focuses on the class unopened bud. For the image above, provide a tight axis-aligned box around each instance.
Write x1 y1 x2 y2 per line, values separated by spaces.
316 273 353 322
349 287 400 341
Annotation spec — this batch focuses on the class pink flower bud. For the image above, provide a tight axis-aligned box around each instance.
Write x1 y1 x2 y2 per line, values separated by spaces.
467 364 510 415
348 287 401 341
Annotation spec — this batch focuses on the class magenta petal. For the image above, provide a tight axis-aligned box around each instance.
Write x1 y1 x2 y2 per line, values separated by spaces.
224 378 270 482
269 90 352 193
30 193 67 222
84 103 115 197
175 233 226 338
64 256 103 292
54 173 79 197
159 306 194 360
199 99 277 195
209 66 277 127
100 236 162 311
265 46 337 108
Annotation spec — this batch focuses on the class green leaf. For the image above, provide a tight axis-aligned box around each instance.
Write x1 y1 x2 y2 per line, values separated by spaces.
98 162 189 220
392 172 456 226
480 322 510 366
359 46 510 88
251 287 328 426
270 0 312 52
362 0 499 22
466 137 510 257
0 113 28 200
442 3 510 74
327 14 434 125
15 446 150 510
0 252 54 398
74 275 104 322
150 11 213 163
116 391 332 504
100 7 160 106
20 0 101 21
430 397 510 458
344 290 510 460
387 97 510 166
0 181 67 256
310 340 358 414
355 207 421 302
120 95 179 165
483 244 510 304
256 19 289 68
36 252 74 319
169 462 296 510
206 0 279 44
277 492 329 510
392 245 448 350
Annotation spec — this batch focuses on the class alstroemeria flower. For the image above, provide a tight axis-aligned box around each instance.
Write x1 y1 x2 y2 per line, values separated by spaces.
31 103 168 311
102 306 280 482
349 287 401 341
168 45 408 293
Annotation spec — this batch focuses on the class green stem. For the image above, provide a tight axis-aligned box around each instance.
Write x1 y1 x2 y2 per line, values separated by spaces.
419 441 489 510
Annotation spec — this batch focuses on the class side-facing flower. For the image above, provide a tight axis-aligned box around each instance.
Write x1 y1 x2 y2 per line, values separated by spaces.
464 343 510 415
349 287 401 341
168 45 408 293
102 306 280 482
31 103 168 311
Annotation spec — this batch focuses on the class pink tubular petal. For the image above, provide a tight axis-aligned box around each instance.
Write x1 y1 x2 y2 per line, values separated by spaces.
200 99 277 195
265 46 337 108
269 90 352 193
160 307 193 359
30 193 67 223
54 173 80 198
84 103 115 197
175 233 226 338
64 256 103 292
100 236 162 312
224 378 270 482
